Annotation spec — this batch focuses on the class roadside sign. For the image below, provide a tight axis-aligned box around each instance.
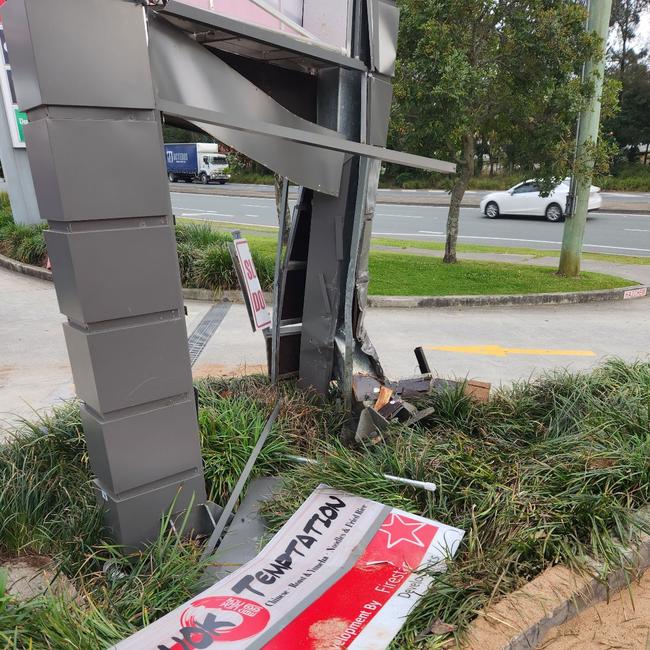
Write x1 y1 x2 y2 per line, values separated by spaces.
231 238 272 332
623 287 647 300
0 15 27 149
112 486 464 650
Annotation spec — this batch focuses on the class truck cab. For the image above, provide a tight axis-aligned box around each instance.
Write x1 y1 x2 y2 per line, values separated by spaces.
200 153 230 185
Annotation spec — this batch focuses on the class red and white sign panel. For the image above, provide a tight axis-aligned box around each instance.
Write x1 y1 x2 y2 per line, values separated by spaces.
112 486 464 650
233 238 271 331
623 287 647 300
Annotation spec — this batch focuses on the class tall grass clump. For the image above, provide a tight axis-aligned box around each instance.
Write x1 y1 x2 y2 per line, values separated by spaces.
262 359 650 647
0 405 102 572
0 362 648 648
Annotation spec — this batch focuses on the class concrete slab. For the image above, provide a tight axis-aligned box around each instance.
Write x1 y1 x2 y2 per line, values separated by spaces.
0 266 212 437
1 557 76 601
0 267 71 434
192 303 268 378
365 300 650 387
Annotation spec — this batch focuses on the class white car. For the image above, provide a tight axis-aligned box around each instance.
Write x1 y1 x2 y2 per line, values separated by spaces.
480 179 602 222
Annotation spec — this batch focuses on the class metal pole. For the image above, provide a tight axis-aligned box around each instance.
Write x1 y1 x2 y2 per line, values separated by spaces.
200 400 282 563
343 157 370 410
558 0 612 277
271 178 289 384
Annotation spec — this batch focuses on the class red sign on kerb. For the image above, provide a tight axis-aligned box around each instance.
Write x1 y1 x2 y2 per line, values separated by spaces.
233 238 271 331
112 487 465 650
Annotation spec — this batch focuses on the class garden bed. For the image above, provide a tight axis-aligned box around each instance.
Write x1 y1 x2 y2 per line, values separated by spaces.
1 361 649 648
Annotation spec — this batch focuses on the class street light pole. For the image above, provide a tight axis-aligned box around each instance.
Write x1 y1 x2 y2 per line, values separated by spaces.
558 0 613 277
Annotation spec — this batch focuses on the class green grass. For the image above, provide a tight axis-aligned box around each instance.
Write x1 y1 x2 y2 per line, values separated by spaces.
0 361 649 647
372 236 650 265
368 252 633 296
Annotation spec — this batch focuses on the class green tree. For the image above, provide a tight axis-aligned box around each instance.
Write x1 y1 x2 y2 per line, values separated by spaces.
390 0 600 263
608 57 650 155
609 0 649 79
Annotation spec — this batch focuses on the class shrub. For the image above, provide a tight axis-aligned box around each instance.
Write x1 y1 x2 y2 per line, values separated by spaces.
175 222 230 249
194 241 238 290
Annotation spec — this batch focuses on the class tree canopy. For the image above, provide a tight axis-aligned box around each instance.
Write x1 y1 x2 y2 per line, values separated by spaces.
389 0 603 262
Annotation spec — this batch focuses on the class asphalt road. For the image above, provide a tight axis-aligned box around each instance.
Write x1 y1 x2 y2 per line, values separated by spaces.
171 190 650 256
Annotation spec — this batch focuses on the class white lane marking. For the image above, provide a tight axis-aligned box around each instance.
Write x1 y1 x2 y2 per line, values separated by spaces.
624 229 650 232
243 203 272 208
375 213 424 219
181 212 235 218
245 214 260 218
418 231 650 253
374 232 443 237
602 192 650 198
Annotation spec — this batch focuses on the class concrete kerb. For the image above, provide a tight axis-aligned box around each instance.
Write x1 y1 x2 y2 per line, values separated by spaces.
368 286 648 309
464 506 650 649
1 252 646 309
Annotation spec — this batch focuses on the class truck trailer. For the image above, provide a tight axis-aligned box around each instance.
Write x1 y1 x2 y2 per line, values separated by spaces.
165 143 231 184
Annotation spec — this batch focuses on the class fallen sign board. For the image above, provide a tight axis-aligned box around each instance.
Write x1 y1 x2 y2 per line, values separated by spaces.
112 486 464 650
229 238 272 331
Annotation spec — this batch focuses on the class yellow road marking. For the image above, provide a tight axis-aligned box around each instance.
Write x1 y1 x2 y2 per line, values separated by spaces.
425 345 596 357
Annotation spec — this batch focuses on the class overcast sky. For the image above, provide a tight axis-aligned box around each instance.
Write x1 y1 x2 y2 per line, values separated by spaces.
636 9 650 55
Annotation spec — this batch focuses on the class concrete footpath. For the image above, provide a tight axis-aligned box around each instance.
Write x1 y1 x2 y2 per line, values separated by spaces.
1 263 649 437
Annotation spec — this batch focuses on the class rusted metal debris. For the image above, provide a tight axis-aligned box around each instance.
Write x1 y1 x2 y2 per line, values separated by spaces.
353 347 491 443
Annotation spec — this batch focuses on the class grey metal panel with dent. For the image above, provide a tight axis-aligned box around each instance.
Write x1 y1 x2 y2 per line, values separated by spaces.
367 76 393 146
45 226 183 325
81 400 204 496
23 118 171 222
3 0 155 112
370 0 400 77
148 16 346 196
63 318 193 415
93 475 208 549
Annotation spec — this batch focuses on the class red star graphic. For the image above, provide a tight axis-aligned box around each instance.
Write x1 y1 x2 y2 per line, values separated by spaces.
378 513 427 549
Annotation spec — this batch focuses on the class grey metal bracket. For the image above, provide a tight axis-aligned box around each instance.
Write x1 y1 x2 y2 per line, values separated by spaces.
158 99 456 175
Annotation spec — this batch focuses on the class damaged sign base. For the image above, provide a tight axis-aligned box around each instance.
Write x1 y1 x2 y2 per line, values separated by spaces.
112 486 464 650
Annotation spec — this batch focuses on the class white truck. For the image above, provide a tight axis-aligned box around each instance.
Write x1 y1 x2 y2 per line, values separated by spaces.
165 143 231 185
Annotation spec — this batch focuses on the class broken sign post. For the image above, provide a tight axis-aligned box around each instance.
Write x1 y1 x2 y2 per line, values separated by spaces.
112 486 464 650
229 237 272 332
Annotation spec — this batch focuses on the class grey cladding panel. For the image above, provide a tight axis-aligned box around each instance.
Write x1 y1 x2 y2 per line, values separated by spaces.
24 119 170 222
82 400 203 495
5 0 155 111
149 17 346 196
371 0 400 77
367 76 393 146
45 226 183 324
64 318 193 414
94 474 207 549
2 0 40 112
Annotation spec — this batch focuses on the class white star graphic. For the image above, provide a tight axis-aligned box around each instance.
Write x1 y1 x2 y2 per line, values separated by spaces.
378 513 427 549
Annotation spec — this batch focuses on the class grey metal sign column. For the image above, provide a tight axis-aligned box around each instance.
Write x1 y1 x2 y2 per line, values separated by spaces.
4 0 208 548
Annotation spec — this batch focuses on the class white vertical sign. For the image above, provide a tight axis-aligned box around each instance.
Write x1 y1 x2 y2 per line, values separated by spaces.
233 238 272 331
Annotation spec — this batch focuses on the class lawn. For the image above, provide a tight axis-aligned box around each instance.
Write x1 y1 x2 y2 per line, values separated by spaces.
368 252 633 296
372 236 650 266
1 362 649 648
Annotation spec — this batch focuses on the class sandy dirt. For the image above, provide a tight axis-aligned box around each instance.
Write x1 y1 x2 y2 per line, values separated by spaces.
540 571 650 649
